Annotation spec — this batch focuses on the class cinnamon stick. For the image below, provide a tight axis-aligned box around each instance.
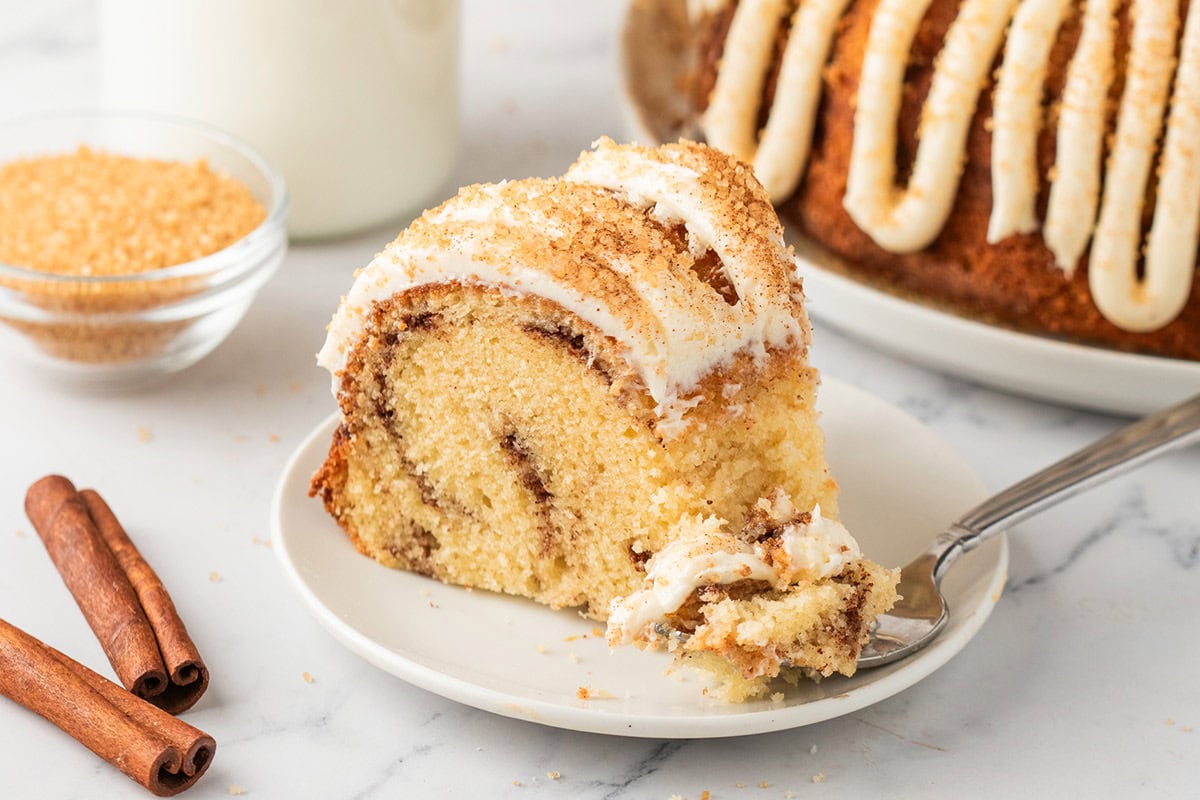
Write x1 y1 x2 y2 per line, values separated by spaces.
0 616 214 796
24 475 208 713
25 476 167 699
81 489 209 714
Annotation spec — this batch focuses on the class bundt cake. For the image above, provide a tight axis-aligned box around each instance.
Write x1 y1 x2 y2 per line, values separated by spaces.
667 0 1200 359
310 139 898 699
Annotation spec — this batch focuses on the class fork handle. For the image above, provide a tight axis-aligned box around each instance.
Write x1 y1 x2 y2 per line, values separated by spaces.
932 392 1200 580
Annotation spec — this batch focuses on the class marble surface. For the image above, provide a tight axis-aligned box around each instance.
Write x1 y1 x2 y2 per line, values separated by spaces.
0 1 1197 797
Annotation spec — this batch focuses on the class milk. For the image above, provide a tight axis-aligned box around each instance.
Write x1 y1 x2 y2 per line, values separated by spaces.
98 0 460 239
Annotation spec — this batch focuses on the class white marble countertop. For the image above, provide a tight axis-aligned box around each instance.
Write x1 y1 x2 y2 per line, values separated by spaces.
0 2 1197 797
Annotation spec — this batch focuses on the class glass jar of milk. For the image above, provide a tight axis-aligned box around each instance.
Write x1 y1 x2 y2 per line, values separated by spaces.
98 0 459 240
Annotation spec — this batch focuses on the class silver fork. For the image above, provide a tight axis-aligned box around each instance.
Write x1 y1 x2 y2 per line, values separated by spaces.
860 391 1200 668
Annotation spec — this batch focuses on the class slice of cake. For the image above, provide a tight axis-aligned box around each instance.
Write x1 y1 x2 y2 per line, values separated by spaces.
310 138 898 698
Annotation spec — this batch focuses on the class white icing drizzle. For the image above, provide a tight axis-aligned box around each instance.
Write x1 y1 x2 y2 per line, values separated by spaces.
988 0 1073 243
698 0 1200 333
1140 3 1200 329
757 0 853 200
1042 0 1118 273
705 0 851 202
704 0 790 169
844 0 1020 253
1089 0 1184 331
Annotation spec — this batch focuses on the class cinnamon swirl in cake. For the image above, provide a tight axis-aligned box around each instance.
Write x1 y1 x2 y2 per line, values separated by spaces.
310 139 898 699
661 0 1200 359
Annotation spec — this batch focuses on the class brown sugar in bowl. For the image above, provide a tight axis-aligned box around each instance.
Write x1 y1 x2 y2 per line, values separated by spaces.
0 111 288 388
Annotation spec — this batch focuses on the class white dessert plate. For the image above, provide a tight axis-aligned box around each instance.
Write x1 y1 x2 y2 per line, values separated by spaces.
617 0 1200 417
792 242 1195 419
272 379 1007 738
790 240 1200 417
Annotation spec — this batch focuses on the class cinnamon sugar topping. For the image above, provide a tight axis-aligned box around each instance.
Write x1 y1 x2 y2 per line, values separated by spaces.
319 139 810 427
0 146 264 276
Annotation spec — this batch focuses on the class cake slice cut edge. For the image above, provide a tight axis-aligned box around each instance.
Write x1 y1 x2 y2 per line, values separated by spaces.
606 488 900 702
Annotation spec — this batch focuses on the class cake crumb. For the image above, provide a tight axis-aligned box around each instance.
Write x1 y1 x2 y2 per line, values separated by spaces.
137 426 153 443
700 791 710 800
254 383 267 396
568 652 581 664
302 672 314 684
592 626 604 637
512 779 522 787
770 692 785 703
535 644 548 654
564 634 585 642
811 773 826 784
1167 718 1176 726
759 781 770 788
15 529 25 538
208 571 222 583
809 744 818 755
577 686 590 700
428 600 439 609
251 536 272 548
229 785 247 796
268 433 280 443
546 771 561 780
1182 725 1193 733
288 380 302 394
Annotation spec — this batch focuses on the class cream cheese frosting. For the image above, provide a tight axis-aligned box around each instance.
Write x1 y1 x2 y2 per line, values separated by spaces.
607 499 861 645
1141 4 1200 330
317 138 809 432
844 0 1020 253
988 0 1073 244
1088 0 1186 331
703 0 850 202
694 0 1200 333
1042 0 1117 273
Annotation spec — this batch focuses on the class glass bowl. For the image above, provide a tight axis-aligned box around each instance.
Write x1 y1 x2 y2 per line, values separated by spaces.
0 110 288 389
